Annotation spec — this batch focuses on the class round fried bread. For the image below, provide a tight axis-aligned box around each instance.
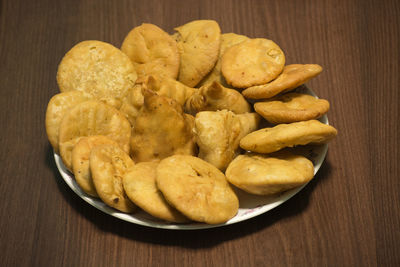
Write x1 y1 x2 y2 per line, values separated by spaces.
173 20 221 87
58 100 131 170
57 40 137 108
240 120 338 153
225 152 314 195
156 155 239 224
254 93 330 124
121 23 180 80
72 136 119 197
221 38 285 88
90 144 136 213
199 33 249 87
242 64 323 99
45 90 92 153
123 162 188 223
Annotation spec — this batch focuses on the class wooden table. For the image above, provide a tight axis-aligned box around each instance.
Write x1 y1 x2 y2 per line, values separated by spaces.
1 0 399 266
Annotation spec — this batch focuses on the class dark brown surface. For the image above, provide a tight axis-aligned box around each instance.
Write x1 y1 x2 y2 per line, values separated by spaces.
1 0 399 266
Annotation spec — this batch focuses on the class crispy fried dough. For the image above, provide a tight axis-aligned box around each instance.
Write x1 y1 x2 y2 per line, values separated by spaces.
225 152 314 195
240 120 337 153
58 100 131 170
90 144 136 212
194 110 260 171
119 75 195 126
173 20 221 87
254 93 330 124
121 23 180 80
221 38 285 88
242 64 322 99
184 81 251 115
123 162 188 222
57 40 137 108
72 136 119 197
45 91 92 153
199 33 249 87
130 89 196 162
156 155 239 224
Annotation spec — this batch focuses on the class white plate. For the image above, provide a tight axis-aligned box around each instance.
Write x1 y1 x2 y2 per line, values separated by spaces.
55 86 329 230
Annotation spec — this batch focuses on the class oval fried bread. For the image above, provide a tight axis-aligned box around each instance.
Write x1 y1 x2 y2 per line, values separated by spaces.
90 144 136 213
45 90 92 153
173 20 221 87
242 64 323 99
72 136 119 197
225 152 314 195
57 40 137 108
156 155 239 224
199 33 249 87
221 38 285 88
123 162 188 223
254 93 330 124
121 23 180 80
58 100 131 170
240 120 338 153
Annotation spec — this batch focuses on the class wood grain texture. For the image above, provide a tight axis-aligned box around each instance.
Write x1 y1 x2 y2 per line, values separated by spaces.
0 0 399 266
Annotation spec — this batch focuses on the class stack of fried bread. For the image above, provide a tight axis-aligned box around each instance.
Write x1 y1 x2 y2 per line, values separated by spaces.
45 20 337 225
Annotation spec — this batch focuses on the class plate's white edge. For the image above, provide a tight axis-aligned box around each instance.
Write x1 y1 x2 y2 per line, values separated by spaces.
54 85 329 230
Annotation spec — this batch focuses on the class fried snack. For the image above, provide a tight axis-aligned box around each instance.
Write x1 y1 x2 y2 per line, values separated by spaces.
199 33 249 87
225 152 314 195
221 38 285 88
119 75 195 126
119 83 144 126
121 23 180 80
240 120 337 153
71 136 119 197
184 81 251 115
59 137 83 171
144 75 195 106
242 64 323 99
58 100 131 170
194 110 260 171
254 93 330 124
90 144 136 213
123 162 188 223
156 155 239 224
45 91 92 153
173 20 221 87
57 40 137 108
130 89 196 162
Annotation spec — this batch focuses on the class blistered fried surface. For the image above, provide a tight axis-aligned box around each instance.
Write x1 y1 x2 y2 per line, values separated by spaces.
185 81 251 115
240 120 337 153
225 152 314 195
221 38 285 88
199 33 249 87
254 93 330 124
242 64 322 99
130 89 196 162
58 100 131 170
90 144 136 212
173 20 221 87
121 23 180 80
119 76 195 126
45 91 92 153
72 136 119 197
123 162 188 223
194 110 260 171
156 155 239 224
57 40 137 107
